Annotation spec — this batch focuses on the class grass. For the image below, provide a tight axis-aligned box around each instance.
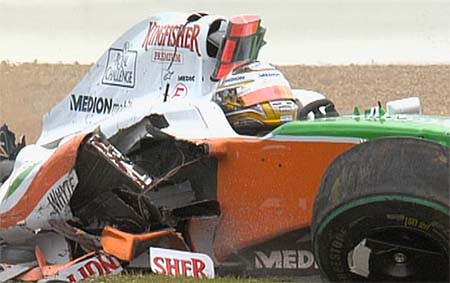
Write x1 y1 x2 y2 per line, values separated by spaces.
82 273 286 283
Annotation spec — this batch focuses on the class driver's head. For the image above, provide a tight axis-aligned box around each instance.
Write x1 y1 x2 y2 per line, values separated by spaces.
213 62 298 135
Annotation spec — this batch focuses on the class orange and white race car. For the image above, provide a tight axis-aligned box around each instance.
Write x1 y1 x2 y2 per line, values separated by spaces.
0 12 448 282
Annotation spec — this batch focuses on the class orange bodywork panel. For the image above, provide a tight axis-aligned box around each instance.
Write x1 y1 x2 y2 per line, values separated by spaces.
19 245 96 280
0 134 87 229
17 267 43 282
101 226 176 261
207 137 355 261
101 226 189 262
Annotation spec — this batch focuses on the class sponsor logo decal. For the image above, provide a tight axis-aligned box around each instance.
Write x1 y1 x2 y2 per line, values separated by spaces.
254 250 318 270
47 170 78 214
152 50 183 64
164 70 175 81
69 94 132 115
102 45 137 88
177 75 195 82
224 75 245 84
70 95 112 114
170 83 188 99
258 72 281 78
142 22 201 56
48 253 122 282
150 247 215 278
220 228 319 277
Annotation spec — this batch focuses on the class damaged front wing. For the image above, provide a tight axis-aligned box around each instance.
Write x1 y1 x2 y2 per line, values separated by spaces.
0 131 219 282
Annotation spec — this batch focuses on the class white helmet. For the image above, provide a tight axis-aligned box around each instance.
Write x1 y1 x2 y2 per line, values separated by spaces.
213 62 299 135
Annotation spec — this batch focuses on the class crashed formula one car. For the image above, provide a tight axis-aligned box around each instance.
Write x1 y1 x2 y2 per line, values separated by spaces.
0 12 449 282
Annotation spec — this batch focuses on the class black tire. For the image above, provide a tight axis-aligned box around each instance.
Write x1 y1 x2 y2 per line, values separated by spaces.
312 137 450 282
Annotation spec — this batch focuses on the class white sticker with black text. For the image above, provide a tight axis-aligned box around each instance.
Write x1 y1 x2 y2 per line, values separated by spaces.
102 47 137 88
150 247 215 278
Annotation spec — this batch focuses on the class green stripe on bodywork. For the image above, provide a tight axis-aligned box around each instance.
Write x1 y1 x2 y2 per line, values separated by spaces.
313 194 450 268
4 163 38 200
272 115 450 146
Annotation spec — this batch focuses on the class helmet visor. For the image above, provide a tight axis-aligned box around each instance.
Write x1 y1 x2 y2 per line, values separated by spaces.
240 85 294 106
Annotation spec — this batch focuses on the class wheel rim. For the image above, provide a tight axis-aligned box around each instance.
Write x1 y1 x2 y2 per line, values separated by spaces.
348 227 449 282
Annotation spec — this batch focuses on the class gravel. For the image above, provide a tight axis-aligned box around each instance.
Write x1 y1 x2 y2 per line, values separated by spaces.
1 63 449 142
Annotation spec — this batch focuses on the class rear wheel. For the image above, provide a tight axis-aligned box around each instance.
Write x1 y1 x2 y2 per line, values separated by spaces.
312 138 450 282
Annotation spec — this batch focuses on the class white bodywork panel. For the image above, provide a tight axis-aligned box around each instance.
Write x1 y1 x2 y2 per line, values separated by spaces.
36 12 327 146
37 12 233 146
35 233 72 264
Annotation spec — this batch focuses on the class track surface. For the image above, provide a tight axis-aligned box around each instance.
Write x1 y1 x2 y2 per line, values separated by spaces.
0 63 449 142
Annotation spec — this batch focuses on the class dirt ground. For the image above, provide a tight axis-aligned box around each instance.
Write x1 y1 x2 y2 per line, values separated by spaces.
0 62 449 143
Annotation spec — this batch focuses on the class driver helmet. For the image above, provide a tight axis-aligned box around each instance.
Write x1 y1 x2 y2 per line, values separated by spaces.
213 62 299 135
